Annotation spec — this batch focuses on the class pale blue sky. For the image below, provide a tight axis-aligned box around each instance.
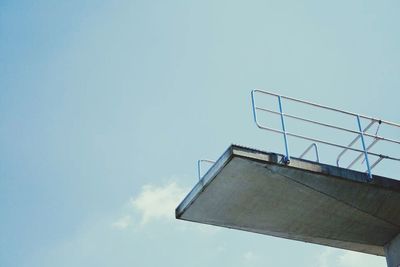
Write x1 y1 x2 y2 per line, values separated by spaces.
1 1 399 266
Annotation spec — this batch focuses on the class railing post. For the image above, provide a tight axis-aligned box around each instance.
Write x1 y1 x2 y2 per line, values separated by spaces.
197 160 202 181
356 115 373 180
278 96 290 163
197 160 215 181
251 90 258 125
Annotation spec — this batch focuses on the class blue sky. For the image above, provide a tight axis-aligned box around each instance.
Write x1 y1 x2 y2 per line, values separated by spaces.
1 1 399 266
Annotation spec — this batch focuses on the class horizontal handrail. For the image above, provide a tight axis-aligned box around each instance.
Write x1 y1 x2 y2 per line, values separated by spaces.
256 124 400 161
255 107 400 145
253 89 400 128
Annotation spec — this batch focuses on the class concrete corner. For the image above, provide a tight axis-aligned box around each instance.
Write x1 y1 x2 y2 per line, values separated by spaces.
385 233 400 267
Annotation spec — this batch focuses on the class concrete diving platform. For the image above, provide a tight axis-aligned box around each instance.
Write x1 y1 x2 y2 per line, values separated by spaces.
176 145 400 265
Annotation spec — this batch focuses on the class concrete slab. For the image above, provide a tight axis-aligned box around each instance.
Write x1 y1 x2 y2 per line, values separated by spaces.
176 145 400 256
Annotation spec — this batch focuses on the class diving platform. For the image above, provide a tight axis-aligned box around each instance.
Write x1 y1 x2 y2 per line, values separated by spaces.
176 145 400 262
176 89 400 266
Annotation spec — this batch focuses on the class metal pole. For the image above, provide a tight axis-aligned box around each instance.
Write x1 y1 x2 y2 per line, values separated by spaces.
336 120 376 167
347 139 379 169
299 143 320 163
356 115 373 180
197 160 215 180
254 89 400 128
197 160 201 181
251 90 258 125
278 96 290 163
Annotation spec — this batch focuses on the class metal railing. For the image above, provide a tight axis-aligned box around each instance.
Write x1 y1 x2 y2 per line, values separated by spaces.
251 89 400 180
299 143 320 163
197 159 215 181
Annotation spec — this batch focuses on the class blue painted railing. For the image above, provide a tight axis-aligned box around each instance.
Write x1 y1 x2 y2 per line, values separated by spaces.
251 89 400 181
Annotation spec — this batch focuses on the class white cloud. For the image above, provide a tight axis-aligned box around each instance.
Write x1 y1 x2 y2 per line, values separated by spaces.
317 248 336 267
131 181 187 225
338 251 386 267
216 244 226 253
112 181 220 235
196 224 220 234
243 251 258 262
317 248 386 267
111 215 132 229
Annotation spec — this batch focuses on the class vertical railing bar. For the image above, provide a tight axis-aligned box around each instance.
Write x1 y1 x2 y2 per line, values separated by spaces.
314 143 320 163
356 115 373 180
278 95 290 163
336 120 376 167
197 160 201 181
347 138 380 169
251 90 259 126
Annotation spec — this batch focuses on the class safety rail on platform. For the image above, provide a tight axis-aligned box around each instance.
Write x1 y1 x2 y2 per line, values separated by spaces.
197 159 215 181
251 89 400 180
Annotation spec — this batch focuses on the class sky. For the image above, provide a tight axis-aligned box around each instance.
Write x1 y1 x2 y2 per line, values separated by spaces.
1 1 399 266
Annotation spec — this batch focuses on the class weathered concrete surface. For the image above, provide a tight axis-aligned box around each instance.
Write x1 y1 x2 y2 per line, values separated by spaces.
176 145 400 257
385 233 400 267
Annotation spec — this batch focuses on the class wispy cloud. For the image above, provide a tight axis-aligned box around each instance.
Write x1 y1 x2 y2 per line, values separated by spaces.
111 180 220 236
111 215 132 230
243 251 257 262
338 250 386 267
317 248 386 267
317 248 336 267
131 181 187 225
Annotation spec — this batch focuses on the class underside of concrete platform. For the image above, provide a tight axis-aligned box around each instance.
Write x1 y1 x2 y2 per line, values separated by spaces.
176 145 400 257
